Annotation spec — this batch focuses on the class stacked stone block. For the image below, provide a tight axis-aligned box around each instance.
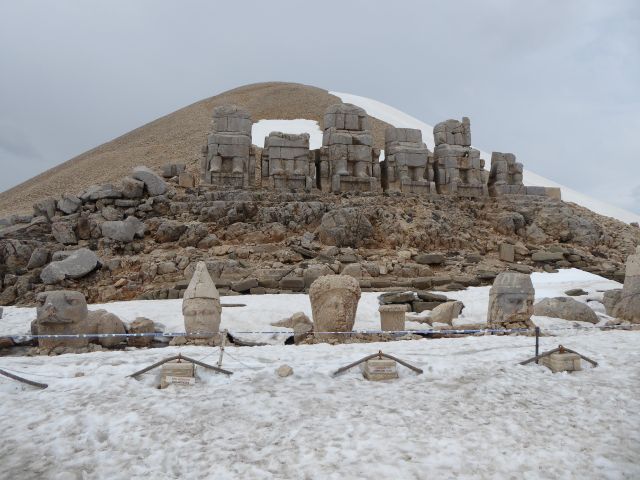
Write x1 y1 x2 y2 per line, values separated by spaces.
201 105 256 188
488 152 554 197
382 127 434 194
432 117 487 197
318 104 381 193
261 132 314 190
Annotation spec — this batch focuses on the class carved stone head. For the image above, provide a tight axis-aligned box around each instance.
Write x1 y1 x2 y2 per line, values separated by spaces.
487 272 535 326
309 275 361 334
36 290 88 325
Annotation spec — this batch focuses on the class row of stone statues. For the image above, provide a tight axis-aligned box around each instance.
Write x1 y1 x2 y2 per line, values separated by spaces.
200 103 557 198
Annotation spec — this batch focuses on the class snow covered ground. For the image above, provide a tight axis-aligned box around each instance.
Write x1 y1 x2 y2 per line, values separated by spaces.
0 269 623 345
1 331 639 479
331 91 640 225
1 270 638 478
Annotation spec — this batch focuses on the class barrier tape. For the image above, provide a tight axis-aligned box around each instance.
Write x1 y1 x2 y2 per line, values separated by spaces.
1 323 636 340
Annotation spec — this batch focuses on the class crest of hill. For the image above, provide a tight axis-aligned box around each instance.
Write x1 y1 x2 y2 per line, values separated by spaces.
0 82 392 217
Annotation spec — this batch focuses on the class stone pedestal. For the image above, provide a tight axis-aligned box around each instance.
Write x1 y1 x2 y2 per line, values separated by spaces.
160 361 195 388
360 358 398 381
540 353 582 373
379 304 408 331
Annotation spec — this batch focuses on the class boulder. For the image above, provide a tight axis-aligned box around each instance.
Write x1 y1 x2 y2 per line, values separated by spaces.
303 264 334 288
132 166 167 196
155 220 187 243
602 289 622 316
101 216 145 242
565 288 588 296
127 317 155 347
415 253 445 265
531 251 564 262
499 243 515 262
430 301 464 325
81 184 122 201
121 177 145 199
41 248 100 284
27 247 49 269
87 309 127 348
57 194 82 214
533 297 599 324
33 198 57 221
271 311 313 343
51 221 77 245
378 291 416 304
317 208 373 248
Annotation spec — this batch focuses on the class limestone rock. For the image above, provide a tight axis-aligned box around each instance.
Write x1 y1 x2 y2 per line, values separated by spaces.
303 264 334 288
565 288 588 296
309 275 361 335
81 184 122 201
87 309 127 347
430 301 464 325
318 208 373 248
27 247 49 269
121 176 145 199
534 297 599 324
612 246 640 323
57 194 82 215
499 243 515 262
41 248 100 284
101 216 144 242
182 261 222 337
602 289 622 316
378 291 416 304
33 197 57 221
487 272 535 329
35 290 90 349
51 221 77 245
415 253 445 265
132 166 167 196
127 317 155 347
271 311 313 343
155 220 187 243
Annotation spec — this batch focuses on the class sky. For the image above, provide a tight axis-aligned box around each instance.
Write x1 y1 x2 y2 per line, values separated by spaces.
0 0 638 213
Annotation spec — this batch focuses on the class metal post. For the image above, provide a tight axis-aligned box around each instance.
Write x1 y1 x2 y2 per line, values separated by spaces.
535 327 540 364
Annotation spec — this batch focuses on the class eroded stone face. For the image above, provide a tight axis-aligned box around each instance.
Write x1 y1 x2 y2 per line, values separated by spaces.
309 275 361 334
182 261 221 336
487 272 535 329
35 290 89 349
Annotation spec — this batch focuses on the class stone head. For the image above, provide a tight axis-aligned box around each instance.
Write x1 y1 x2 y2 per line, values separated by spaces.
36 290 88 325
309 275 361 332
488 272 535 323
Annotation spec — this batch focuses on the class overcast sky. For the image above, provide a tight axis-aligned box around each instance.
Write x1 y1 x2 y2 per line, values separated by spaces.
1 0 638 213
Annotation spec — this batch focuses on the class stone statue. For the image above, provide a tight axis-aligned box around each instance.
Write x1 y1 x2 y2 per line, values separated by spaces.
261 132 315 190
488 152 524 195
34 290 90 350
487 272 535 330
612 246 640 323
382 127 433 194
182 261 222 338
432 117 487 197
201 105 255 188
318 104 380 193
309 275 361 336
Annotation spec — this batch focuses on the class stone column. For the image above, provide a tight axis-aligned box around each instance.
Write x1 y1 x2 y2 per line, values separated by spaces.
379 304 408 331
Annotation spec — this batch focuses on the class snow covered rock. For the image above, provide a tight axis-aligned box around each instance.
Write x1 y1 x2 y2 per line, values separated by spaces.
534 297 599 324
429 301 464 325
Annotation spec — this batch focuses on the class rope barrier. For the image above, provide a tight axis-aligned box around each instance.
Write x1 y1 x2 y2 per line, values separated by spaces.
1 322 636 340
